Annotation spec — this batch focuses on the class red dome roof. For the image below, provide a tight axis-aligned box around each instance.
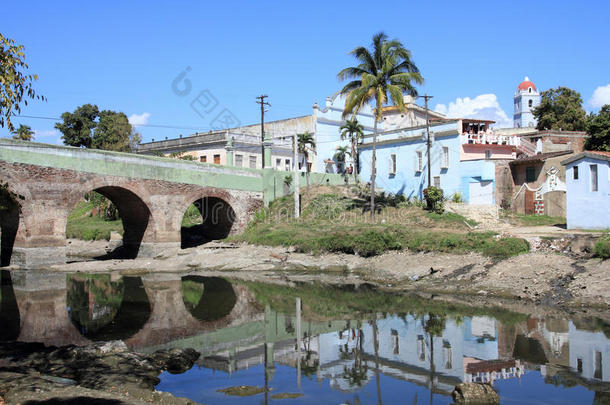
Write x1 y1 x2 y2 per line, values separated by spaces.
518 77 536 91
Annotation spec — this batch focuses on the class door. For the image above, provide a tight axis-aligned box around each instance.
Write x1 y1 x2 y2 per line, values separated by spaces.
524 190 534 214
469 181 493 205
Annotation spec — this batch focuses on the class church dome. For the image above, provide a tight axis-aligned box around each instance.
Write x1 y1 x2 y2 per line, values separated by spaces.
518 76 536 91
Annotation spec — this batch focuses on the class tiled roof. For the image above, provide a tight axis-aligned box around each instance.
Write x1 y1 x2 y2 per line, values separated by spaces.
510 150 572 165
561 150 610 165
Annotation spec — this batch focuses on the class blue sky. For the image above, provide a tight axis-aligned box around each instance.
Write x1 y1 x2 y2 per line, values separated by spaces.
2 0 609 144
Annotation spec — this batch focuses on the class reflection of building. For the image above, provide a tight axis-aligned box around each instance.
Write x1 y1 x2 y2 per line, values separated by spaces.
569 322 610 382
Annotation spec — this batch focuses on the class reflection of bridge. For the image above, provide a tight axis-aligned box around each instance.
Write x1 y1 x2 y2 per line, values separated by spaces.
4 271 261 349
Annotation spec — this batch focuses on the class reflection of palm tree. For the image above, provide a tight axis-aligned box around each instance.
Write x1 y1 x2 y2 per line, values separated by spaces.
424 312 446 405
342 326 368 387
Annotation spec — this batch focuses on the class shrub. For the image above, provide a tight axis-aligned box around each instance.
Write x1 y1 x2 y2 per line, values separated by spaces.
451 192 463 203
423 186 444 214
594 235 610 259
482 237 530 260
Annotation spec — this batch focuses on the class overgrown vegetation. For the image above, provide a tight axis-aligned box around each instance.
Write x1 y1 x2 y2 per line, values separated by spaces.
233 188 529 260
65 196 123 241
594 235 610 259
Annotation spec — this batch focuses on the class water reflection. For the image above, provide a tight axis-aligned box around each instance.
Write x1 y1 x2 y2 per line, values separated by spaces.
0 270 20 341
0 271 609 404
67 274 151 341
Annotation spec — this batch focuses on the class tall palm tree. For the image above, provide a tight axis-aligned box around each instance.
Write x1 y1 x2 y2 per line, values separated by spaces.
339 117 364 182
334 145 351 173
338 32 423 219
297 131 316 187
11 124 34 141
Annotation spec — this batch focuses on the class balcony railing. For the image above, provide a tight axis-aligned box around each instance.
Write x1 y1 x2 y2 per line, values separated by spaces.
460 132 520 146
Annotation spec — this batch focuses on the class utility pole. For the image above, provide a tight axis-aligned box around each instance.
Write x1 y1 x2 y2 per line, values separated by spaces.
256 95 271 168
418 95 433 188
293 133 300 218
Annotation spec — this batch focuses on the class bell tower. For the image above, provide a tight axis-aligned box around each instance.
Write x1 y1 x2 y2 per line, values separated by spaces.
513 76 541 128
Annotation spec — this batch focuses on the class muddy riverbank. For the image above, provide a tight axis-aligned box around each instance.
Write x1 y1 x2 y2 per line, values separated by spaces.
56 239 610 316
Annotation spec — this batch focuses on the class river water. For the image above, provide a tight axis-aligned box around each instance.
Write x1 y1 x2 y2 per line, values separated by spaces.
0 269 609 404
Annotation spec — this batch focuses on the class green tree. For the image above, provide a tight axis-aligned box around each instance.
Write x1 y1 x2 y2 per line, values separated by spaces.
55 104 141 152
533 87 587 131
338 32 423 219
586 105 610 151
92 110 140 152
55 104 99 148
339 117 364 181
297 131 316 187
11 124 34 141
0 33 45 132
334 145 351 173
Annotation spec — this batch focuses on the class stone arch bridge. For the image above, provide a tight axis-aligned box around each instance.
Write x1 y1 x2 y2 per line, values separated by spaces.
0 140 278 268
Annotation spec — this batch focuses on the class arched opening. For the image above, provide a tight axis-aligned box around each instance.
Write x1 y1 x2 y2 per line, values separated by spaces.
181 276 237 322
181 196 236 249
66 186 150 259
67 274 151 341
0 270 20 340
0 185 20 267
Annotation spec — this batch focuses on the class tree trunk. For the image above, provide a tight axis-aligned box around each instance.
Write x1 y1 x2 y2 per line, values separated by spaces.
370 119 377 220
351 139 358 184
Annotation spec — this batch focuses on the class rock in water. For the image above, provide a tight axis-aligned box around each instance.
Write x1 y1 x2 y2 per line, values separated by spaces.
452 383 499 404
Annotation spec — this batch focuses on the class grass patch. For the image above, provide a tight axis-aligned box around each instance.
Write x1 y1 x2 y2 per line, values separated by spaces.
594 235 610 259
507 213 566 227
426 211 478 227
66 201 123 241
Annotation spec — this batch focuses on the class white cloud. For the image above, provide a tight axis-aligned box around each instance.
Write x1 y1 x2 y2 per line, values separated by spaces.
34 129 62 145
589 84 610 109
434 94 512 128
128 112 151 127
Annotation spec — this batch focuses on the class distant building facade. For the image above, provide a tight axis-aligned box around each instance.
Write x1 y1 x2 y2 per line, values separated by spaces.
561 151 610 230
513 77 541 128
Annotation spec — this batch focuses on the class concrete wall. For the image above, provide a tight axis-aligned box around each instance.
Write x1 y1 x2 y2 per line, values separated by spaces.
565 156 610 229
358 121 497 204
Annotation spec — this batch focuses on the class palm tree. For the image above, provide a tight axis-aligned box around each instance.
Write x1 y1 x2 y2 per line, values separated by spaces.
334 145 351 173
339 117 364 181
338 32 423 219
11 124 34 141
297 131 316 187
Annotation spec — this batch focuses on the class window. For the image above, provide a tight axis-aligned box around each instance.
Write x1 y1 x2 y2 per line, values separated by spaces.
485 150 492 159
285 159 291 171
573 165 579 180
577 358 583 373
389 153 397 175
594 351 602 379
591 164 598 191
433 176 441 188
391 329 399 355
526 166 536 182
443 341 453 369
235 154 243 167
441 146 449 168
249 156 257 169
528 87 532 93
213 154 221 164
528 99 533 107
276 158 282 169
417 335 426 361
199 155 207 163
416 151 423 172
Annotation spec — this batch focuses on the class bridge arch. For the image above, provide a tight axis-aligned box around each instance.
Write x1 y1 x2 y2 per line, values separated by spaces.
178 190 238 249
66 182 153 259
0 180 30 267
181 276 237 322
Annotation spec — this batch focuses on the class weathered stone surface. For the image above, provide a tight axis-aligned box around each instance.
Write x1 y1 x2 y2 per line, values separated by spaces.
0 160 262 268
152 348 200 374
452 383 500 404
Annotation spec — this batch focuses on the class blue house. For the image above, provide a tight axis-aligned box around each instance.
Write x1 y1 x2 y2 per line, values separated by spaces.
561 151 610 230
359 119 522 204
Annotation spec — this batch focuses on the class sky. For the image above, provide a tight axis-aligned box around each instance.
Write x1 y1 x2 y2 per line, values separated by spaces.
2 0 609 144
